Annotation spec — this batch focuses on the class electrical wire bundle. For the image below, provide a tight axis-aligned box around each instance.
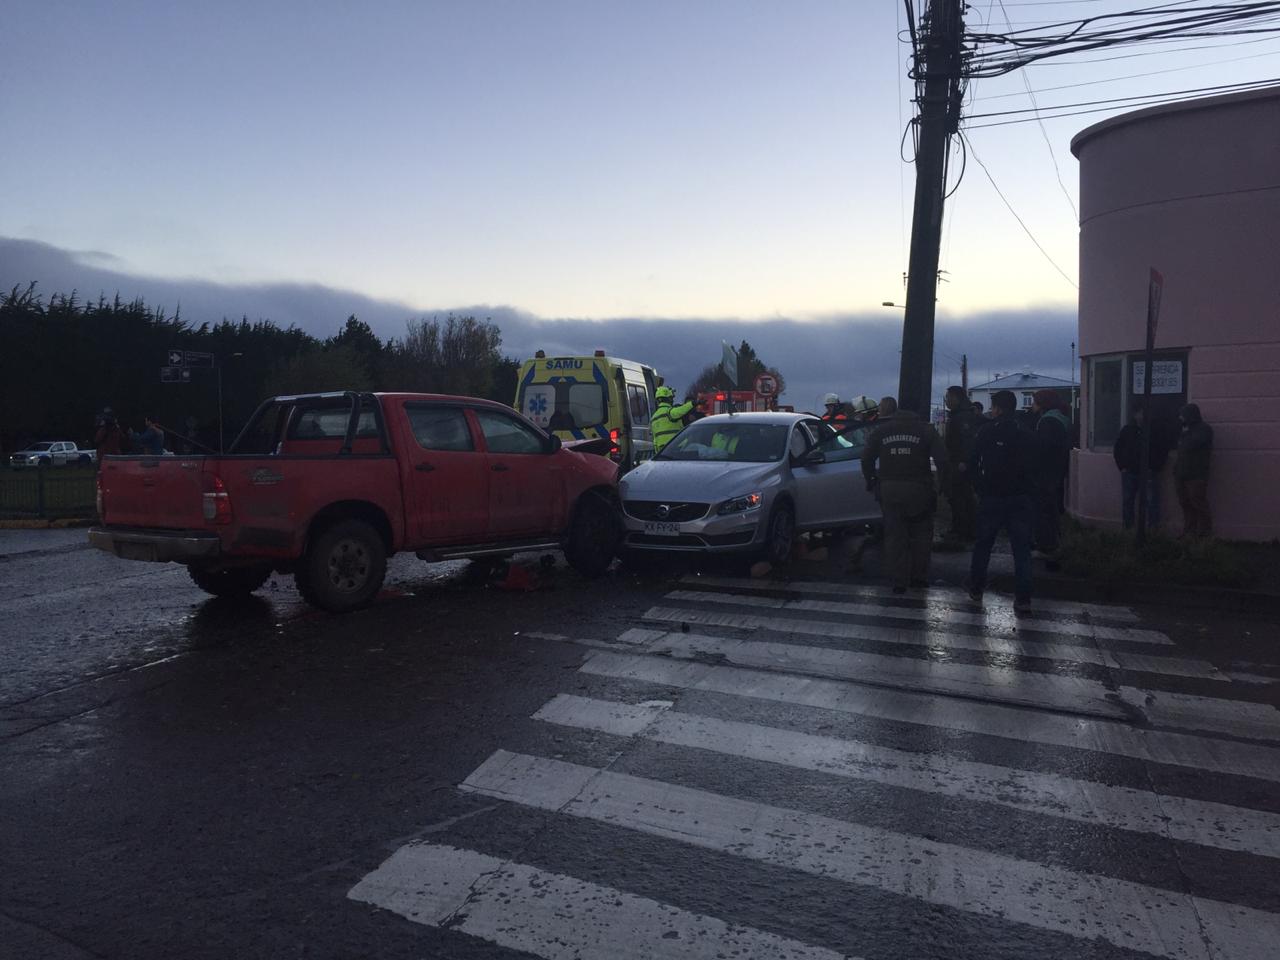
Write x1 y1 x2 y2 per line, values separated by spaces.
965 1 1280 77
960 1 1280 128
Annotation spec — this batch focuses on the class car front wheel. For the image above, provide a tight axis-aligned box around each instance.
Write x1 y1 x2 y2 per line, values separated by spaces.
763 501 795 566
564 493 620 578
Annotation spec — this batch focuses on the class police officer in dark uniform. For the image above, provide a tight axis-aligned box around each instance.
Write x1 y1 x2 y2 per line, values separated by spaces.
942 385 981 541
861 403 947 594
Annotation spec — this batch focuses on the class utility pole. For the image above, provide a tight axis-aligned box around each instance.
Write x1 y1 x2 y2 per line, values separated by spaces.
898 0 966 414
961 353 968 392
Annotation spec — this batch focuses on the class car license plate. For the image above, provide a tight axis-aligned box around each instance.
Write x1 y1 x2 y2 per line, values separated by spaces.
643 521 680 536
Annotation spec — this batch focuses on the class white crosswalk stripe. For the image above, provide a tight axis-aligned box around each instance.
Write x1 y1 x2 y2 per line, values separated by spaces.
664 588 1173 645
581 650 1280 781
532 693 1280 859
680 574 1143 621
349 843 852 960
349 574 1280 959
460 750 1280 960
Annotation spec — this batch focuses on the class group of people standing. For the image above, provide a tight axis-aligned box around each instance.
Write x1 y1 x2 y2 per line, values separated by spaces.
861 385 1215 612
861 387 1069 612
1113 401 1214 538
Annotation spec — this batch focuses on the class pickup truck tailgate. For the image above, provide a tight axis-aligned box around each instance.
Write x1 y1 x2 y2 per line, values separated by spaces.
99 456 209 529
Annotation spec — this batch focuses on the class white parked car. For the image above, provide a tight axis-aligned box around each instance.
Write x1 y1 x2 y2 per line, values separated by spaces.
618 412 881 565
8 441 96 468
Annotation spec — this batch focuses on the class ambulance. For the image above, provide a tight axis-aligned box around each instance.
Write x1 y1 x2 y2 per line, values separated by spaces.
515 350 660 471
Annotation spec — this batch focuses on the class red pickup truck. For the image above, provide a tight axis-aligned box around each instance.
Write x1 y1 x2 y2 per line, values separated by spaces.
89 391 621 612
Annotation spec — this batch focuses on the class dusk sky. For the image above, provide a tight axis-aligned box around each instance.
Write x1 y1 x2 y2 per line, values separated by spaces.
3 1 1276 405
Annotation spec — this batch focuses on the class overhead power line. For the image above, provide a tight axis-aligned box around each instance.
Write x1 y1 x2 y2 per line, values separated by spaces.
963 133 1079 291
963 75 1280 120
963 1 1280 77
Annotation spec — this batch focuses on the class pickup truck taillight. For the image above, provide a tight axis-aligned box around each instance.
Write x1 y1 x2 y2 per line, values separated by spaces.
202 474 233 524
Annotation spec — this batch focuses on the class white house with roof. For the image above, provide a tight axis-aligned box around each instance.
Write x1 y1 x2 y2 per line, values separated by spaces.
967 370 1077 415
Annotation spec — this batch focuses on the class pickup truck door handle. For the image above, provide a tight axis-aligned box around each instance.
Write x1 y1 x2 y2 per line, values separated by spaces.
491 463 509 472
415 463 436 472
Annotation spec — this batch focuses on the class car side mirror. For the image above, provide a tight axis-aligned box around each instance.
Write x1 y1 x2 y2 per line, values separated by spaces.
546 434 562 453
802 448 826 465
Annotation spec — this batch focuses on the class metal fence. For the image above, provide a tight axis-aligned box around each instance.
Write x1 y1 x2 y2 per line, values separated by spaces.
0 466 97 518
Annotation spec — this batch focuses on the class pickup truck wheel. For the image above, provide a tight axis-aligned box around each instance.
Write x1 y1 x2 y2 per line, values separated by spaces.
564 494 619 579
188 563 272 598
296 519 387 612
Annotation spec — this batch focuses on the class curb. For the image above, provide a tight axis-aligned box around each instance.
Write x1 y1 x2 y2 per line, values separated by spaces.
0 518 95 530
985 569 1280 617
858 536 1280 617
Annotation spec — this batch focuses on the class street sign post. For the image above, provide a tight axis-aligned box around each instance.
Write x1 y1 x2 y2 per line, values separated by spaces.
184 351 215 368
1136 268 1164 547
160 366 192 383
167 349 184 366
721 341 738 387
753 373 778 398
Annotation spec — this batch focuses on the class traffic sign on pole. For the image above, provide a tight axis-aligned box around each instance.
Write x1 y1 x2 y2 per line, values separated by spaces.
167 349 184 366
184 351 215 368
160 366 192 383
754 373 778 398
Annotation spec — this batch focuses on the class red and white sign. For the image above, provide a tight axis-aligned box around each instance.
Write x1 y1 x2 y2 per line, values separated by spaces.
753 373 778 397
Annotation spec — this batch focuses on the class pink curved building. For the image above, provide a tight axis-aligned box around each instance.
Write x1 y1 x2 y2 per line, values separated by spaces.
1070 87 1280 541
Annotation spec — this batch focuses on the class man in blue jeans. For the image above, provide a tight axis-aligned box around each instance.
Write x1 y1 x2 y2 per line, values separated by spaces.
968 390 1037 612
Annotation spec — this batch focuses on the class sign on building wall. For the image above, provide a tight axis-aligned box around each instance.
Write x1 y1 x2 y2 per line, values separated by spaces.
1132 359 1183 394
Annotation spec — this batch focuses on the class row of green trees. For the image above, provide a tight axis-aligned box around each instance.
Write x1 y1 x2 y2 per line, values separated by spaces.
0 284 519 452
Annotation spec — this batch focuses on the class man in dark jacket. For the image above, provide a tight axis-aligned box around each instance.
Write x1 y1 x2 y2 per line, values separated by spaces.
861 405 947 594
942 385 980 541
1112 402 1171 529
968 390 1037 611
1174 403 1213 537
1030 389 1071 557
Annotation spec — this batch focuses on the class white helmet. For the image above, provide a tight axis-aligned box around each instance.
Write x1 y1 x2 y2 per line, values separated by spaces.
849 395 878 415
823 392 841 406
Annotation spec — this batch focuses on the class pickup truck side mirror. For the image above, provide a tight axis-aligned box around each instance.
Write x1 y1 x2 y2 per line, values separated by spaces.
546 434 562 453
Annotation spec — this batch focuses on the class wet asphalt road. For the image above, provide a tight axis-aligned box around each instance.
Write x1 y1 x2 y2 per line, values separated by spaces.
2 528 1280 960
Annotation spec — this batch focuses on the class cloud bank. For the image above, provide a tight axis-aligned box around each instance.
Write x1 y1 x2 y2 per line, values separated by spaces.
2 236 1078 411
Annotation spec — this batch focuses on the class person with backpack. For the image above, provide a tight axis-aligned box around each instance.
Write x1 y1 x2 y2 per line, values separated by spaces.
968 389 1037 612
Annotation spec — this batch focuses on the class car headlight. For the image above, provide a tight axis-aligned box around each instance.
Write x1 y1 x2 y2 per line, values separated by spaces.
717 491 764 515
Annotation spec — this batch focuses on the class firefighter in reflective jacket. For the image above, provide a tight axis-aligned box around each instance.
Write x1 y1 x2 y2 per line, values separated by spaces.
652 386 693 453
861 406 948 594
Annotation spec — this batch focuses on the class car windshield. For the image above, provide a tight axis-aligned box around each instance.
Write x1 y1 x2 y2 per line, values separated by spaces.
657 421 788 463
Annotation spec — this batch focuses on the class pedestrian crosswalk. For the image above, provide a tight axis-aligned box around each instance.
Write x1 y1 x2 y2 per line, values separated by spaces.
347 575 1280 959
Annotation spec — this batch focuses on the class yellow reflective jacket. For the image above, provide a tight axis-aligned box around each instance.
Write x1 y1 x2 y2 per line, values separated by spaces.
652 399 693 451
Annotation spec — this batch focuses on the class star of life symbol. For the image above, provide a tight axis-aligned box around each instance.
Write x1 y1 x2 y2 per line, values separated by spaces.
529 395 548 416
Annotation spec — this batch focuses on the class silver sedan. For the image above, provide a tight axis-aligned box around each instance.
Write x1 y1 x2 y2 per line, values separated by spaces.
618 412 881 565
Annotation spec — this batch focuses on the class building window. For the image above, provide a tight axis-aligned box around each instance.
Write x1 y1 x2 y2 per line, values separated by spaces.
1088 357 1124 449
1020 392 1034 409
1087 350 1187 450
